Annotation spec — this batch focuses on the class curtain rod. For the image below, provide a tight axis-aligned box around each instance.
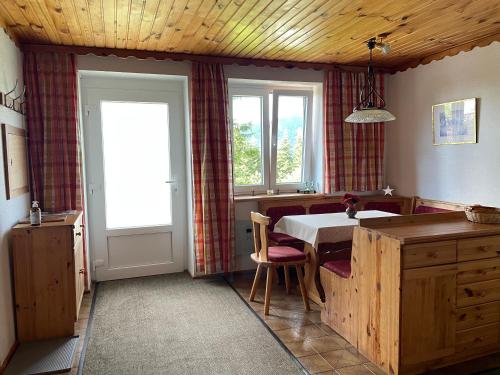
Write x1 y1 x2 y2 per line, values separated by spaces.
21 44 392 73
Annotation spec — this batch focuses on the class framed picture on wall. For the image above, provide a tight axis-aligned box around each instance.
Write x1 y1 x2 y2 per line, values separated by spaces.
432 98 477 145
2 123 29 199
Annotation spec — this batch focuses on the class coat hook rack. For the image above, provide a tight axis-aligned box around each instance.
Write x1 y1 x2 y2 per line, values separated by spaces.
1 79 26 115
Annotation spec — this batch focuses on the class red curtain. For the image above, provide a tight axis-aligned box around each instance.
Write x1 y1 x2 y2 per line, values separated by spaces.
191 63 235 275
324 69 385 192
23 51 82 212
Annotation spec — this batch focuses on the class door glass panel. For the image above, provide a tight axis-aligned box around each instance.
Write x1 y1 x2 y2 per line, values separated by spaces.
231 95 264 186
101 101 172 229
276 95 306 184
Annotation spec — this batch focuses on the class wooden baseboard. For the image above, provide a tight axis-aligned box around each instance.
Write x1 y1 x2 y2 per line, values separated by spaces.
0 341 18 374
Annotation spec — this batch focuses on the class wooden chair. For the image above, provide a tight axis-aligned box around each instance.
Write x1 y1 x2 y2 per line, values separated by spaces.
249 211 310 315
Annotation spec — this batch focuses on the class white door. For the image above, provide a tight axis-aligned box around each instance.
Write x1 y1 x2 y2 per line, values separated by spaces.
80 74 187 281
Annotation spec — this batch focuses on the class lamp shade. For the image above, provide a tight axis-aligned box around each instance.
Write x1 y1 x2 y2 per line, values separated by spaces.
345 108 396 123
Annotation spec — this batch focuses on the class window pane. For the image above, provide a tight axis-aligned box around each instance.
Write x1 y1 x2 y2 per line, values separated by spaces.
276 96 306 184
232 96 264 186
101 101 172 229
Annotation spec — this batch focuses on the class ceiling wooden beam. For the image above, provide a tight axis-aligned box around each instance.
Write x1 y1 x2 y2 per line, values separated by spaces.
21 43 394 73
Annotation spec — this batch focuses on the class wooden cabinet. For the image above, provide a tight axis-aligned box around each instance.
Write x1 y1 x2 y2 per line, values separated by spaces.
401 265 457 365
321 212 500 375
12 212 85 342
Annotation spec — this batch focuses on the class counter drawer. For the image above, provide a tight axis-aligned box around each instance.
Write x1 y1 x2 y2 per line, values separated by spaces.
458 236 500 262
455 323 499 355
456 302 500 331
457 258 500 285
457 279 500 307
403 241 456 269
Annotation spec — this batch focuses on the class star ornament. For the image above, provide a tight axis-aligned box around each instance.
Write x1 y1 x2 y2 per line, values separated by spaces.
383 185 395 196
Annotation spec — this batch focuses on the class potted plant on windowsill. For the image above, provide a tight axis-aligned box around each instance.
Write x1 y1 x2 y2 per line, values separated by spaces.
342 193 361 219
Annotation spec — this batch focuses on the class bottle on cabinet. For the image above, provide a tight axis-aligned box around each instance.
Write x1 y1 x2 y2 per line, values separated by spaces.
30 201 41 226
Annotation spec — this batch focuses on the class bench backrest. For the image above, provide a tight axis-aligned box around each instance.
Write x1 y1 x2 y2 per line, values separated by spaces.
412 197 466 214
258 195 414 216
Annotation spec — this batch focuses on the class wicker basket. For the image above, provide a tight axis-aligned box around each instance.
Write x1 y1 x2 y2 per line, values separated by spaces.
465 205 500 224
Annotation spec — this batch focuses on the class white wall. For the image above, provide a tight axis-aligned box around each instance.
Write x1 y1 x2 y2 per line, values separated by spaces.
0 29 28 365
386 42 500 206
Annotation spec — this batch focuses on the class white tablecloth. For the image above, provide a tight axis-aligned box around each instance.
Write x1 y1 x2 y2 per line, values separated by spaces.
273 210 399 248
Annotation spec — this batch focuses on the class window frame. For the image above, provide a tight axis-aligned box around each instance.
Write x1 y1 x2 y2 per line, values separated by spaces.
229 86 271 195
270 89 313 192
229 83 314 195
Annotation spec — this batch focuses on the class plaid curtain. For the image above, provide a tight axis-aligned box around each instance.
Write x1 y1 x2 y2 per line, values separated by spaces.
191 63 235 275
24 51 82 212
324 69 385 192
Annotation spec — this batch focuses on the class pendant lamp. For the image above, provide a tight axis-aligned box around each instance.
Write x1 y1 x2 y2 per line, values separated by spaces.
345 38 396 123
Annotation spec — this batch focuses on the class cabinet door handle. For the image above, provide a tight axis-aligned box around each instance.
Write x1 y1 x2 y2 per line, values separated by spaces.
79 269 85 274
75 232 82 236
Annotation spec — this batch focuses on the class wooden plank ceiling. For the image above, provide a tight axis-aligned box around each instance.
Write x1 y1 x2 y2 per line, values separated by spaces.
0 0 499 70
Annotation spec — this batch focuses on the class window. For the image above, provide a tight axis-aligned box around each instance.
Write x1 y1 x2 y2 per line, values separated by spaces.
230 84 313 194
232 95 265 186
101 101 172 228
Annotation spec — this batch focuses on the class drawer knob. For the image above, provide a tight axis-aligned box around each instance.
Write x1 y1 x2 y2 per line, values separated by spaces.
464 288 474 297
75 232 82 236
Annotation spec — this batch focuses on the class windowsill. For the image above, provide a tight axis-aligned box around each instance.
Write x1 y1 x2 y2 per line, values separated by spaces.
234 192 325 202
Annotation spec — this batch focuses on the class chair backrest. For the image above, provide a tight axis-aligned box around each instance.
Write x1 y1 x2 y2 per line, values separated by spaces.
250 212 270 261
309 202 345 214
266 205 306 231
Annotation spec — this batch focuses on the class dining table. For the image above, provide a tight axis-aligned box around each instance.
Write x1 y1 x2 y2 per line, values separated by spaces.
273 210 399 304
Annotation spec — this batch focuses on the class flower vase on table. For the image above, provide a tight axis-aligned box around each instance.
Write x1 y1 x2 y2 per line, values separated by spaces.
342 193 361 219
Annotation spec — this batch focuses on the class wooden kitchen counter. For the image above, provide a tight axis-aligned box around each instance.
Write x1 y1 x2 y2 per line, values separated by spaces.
320 212 500 375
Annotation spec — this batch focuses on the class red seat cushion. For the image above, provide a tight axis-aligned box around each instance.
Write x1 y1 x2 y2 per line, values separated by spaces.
266 205 306 231
364 202 401 214
309 203 345 214
414 205 451 214
269 232 301 244
323 260 351 279
268 246 306 262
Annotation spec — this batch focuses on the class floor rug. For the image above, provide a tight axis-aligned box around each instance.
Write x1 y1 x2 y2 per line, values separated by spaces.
81 273 305 375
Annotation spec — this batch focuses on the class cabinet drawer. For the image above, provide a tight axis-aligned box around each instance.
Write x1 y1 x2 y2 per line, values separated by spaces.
458 236 500 262
457 279 500 307
456 302 500 330
455 323 499 355
457 258 500 285
403 241 456 269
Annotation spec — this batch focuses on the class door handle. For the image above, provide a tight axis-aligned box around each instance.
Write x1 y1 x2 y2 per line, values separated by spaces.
165 180 178 192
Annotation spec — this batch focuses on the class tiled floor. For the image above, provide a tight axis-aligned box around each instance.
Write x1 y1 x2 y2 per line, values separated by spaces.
226 271 500 375
68 287 94 375
227 271 380 375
